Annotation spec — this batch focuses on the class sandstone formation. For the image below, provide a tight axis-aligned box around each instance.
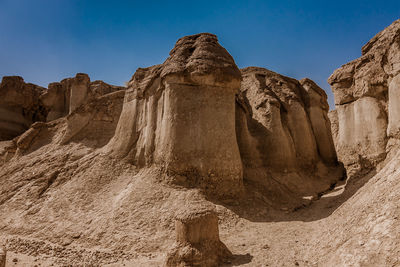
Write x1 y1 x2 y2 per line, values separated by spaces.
0 245 5 267
328 19 400 176
165 205 231 267
2 22 400 266
236 67 343 196
0 76 47 140
60 89 125 147
106 33 243 198
41 73 124 122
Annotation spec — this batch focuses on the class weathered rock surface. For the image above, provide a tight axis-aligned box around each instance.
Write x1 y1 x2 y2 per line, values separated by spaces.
329 19 400 176
0 245 5 267
41 73 124 122
0 76 47 140
3 26 400 266
236 67 343 196
106 33 243 198
60 89 125 147
165 204 231 267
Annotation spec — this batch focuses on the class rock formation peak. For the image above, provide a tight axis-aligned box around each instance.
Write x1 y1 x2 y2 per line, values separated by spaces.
161 32 241 86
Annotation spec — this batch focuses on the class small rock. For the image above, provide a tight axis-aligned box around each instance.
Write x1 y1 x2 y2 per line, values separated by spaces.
262 244 270 249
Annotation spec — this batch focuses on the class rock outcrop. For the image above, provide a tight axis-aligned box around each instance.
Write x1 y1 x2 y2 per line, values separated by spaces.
106 33 243 198
329 19 400 176
0 76 47 140
41 73 124 122
60 89 126 147
236 67 343 196
0 245 5 267
165 205 231 267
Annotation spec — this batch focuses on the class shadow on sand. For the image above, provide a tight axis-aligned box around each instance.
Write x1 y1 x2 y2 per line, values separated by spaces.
221 253 254 267
208 168 377 223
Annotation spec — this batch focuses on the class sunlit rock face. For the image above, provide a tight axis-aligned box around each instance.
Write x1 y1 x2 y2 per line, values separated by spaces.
41 73 124 122
106 33 244 198
236 67 343 196
329 19 400 176
0 76 47 141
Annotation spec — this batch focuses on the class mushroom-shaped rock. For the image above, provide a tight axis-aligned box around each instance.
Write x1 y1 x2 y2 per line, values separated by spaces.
106 33 243 198
165 206 232 267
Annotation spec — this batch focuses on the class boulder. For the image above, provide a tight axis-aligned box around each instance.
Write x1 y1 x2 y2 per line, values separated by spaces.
328 19 400 176
106 33 243 198
0 76 47 140
164 205 232 267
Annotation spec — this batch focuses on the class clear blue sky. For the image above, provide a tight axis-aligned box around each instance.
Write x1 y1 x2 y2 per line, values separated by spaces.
1 0 399 108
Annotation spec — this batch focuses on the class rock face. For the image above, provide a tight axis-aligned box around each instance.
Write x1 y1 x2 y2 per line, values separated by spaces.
236 67 343 196
0 73 124 146
60 89 126 147
0 245 5 267
106 33 243 198
328 19 400 176
165 205 232 267
41 73 124 122
0 76 47 140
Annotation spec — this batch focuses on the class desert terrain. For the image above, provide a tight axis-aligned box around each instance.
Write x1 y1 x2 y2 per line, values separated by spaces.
0 19 399 267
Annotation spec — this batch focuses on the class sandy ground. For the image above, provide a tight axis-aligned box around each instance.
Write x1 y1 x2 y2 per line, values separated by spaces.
1 134 399 266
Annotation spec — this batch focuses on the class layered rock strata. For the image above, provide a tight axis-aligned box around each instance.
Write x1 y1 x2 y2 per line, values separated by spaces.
106 33 243 198
41 73 124 122
164 205 232 267
236 67 343 195
0 245 5 267
0 76 47 140
329 19 400 176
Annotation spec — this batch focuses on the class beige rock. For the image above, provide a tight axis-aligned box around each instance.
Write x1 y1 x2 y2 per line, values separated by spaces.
61 90 126 147
68 73 90 114
387 74 400 138
329 19 400 175
41 82 67 121
0 76 47 140
300 78 337 164
106 33 243 198
165 206 232 267
236 67 343 196
41 74 125 122
336 97 387 175
0 245 5 267
328 109 339 148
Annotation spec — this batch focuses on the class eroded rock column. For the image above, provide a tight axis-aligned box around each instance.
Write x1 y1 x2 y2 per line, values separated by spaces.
106 33 243 198
165 206 232 267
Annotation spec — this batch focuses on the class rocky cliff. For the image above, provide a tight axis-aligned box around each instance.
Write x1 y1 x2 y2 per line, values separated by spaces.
106 33 244 199
2 24 399 266
237 67 343 197
329 19 400 177
104 34 343 200
0 76 47 140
